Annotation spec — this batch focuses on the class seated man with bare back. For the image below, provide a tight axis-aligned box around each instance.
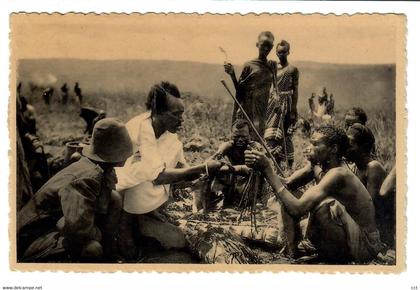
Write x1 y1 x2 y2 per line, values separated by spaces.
245 125 384 263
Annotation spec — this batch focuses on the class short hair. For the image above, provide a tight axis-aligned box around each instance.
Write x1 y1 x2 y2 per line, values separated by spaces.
315 124 349 158
258 31 274 42
346 107 368 125
232 119 250 131
276 40 290 52
347 123 376 154
145 81 181 115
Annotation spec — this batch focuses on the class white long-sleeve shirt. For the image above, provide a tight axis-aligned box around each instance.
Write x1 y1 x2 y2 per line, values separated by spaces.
116 111 186 214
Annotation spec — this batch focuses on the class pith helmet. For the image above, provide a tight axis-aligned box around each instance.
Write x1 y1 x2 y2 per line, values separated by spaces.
82 117 133 163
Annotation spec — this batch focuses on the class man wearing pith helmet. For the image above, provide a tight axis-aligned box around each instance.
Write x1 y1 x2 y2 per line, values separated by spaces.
17 118 133 263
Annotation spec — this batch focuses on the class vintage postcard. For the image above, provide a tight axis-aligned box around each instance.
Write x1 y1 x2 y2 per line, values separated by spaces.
9 13 406 273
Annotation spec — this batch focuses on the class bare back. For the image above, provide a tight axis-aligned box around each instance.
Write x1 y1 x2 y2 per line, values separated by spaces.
321 165 377 232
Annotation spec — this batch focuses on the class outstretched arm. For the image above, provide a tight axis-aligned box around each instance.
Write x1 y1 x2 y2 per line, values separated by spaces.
379 165 396 197
245 150 333 218
153 160 222 185
263 166 327 217
284 161 315 191
366 161 387 199
208 141 233 161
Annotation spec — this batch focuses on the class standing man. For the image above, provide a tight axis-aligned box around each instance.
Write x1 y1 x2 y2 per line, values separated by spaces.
223 31 276 140
265 40 299 168
74 82 83 105
42 87 54 106
327 94 335 116
61 83 69 105
308 93 316 116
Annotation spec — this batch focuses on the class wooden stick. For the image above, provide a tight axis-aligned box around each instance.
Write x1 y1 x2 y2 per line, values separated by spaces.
220 80 283 175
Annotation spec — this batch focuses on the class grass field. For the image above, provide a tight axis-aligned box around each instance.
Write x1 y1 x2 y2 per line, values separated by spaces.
26 87 396 174
17 74 396 264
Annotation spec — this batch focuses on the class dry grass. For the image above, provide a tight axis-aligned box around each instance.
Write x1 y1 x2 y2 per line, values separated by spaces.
29 88 395 173
24 88 396 264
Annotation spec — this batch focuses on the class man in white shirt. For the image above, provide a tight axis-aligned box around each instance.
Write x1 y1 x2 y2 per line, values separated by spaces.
116 81 222 261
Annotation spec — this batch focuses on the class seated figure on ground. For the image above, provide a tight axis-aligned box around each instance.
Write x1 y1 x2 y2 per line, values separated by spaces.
345 124 394 247
17 118 133 263
198 119 264 211
115 81 222 262
245 124 385 263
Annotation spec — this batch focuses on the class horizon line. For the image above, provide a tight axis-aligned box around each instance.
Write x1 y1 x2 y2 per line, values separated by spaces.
17 57 396 67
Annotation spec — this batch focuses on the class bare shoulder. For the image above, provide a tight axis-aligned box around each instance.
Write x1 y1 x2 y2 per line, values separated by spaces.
325 166 349 178
318 167 349 189
367 160 386 173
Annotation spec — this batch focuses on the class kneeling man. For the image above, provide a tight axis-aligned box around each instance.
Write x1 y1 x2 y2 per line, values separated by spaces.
17 118 133 262
245 125 384 263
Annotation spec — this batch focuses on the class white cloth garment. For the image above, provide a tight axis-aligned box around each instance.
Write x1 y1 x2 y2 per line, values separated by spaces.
116 111 186 214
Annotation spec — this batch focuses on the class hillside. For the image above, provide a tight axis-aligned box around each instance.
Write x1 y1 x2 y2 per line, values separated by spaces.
17 58 396 110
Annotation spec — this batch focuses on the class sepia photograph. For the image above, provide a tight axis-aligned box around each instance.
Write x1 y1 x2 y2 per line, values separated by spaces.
9 13 405 272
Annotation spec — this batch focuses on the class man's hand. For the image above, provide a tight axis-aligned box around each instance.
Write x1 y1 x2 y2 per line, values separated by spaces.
245 150 272 172
234 165 252 176
218 164 251 176
224 63 235 76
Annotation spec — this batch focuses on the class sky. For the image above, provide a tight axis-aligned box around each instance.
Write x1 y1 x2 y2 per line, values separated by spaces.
11 13 403 64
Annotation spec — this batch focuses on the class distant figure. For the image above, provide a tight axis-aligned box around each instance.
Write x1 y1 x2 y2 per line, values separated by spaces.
224 31 275 139
311 88 328 119
327 94 335 116
344 107 368 130
308 93 316 115
42 87 54 106
319 87 328 106
74 82 83 105
61 83 69 105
